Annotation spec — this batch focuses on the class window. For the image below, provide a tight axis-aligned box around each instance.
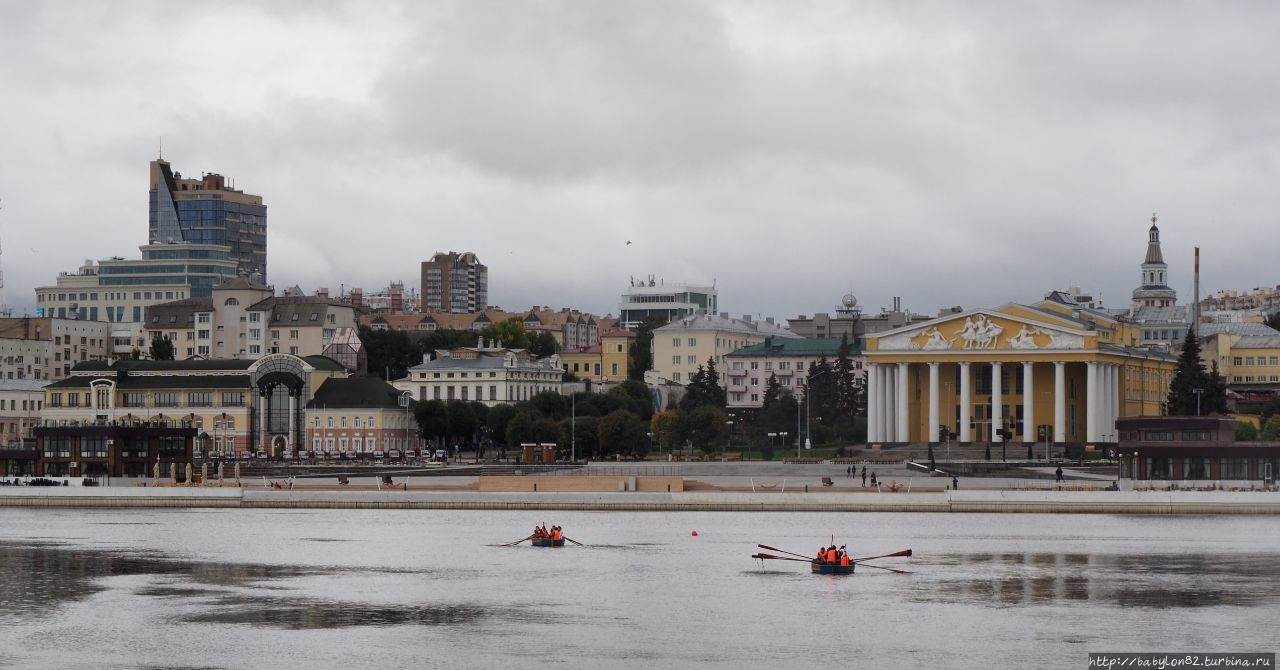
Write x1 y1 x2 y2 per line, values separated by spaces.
688 338 696 347
672 372 681 382
687 355 695 365
189 392 212 407
341 417 348 428
123 392 146 408
673 338 680 347
1221 457 1247 480
1234 357 1243 366
1143 430 1173 441
155 392 179 407
222 392 245 406
673 355 681 365
289 330 299 340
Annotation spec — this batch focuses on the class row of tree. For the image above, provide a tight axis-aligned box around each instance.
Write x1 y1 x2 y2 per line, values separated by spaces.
362 320 559 381
411 379 656 461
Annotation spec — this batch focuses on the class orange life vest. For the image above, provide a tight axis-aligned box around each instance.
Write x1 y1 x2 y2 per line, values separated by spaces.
840 554 851 567
552 528 561 541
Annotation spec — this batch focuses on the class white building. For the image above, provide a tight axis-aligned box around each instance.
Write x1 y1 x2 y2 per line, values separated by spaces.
394 344 562 406
653 313 799 387
0 317 111 381
619 276 718 329
0 379 45 450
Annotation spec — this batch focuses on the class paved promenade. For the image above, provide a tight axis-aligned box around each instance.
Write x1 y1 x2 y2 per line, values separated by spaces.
1 462 1276 513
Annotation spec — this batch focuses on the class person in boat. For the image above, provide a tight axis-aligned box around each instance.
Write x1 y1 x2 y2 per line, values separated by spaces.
817 547 827 563
839 545 851 567
551 526 562 541
828 545 838 563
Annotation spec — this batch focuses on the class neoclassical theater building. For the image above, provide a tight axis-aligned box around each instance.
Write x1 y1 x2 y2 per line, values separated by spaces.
864 302 1178 447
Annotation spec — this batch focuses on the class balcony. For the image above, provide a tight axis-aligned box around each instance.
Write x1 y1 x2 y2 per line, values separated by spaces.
727 368 748 378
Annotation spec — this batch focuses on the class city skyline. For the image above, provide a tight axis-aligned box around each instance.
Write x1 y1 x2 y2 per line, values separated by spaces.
2 2 1280 321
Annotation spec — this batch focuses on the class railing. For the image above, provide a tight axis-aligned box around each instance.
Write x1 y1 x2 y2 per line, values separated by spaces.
481 464 682 477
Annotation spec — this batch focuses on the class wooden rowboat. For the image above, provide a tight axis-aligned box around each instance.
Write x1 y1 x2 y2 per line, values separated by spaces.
810 561 854 575
530 537 565 547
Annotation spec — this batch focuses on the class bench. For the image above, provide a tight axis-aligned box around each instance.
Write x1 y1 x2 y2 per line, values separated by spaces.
821 477 834 487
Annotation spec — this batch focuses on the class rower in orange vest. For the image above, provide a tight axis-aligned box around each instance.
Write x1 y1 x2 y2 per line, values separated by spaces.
552 527 562 541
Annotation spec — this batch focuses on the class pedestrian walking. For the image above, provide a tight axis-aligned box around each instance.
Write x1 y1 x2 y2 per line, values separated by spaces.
870 472 877 487
952 476 959 490
861 468 867 487
1055 466 1064 483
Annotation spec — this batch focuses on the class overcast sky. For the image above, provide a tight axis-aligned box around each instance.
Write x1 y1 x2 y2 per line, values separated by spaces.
2 1 1278 322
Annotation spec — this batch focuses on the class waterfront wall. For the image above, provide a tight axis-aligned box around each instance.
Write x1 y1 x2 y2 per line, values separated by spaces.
2 487 1279 513
478 475 683 493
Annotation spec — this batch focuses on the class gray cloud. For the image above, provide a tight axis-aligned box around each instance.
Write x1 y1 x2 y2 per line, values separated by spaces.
1 1 1278 323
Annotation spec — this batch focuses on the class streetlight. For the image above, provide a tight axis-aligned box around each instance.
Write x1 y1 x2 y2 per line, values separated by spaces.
1192 388 1204 416
802 369 833 454
725 418 733 457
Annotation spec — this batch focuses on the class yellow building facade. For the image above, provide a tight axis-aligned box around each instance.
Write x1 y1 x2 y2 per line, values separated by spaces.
865 304 1177 445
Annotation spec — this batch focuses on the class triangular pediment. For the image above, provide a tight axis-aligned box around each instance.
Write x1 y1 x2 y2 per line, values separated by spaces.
872 307 1089 352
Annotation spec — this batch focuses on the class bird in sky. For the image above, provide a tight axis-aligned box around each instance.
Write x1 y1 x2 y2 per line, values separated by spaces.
626 240 632 245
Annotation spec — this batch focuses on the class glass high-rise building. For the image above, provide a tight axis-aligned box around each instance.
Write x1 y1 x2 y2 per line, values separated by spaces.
149 159 268 280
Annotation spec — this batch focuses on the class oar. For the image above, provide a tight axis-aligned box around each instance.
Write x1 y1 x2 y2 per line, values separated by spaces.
563 536 584 546
752 553 812 563
857 562 911 574
758 544 817 561
853 549 913 563
500 534 534 547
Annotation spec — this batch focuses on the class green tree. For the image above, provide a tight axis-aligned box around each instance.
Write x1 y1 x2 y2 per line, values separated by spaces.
486 404 517 445
1167 330 1214 416
358 325 418 380
686 404 728 456
559 415 600 460
834 335 862 417
505 409 540 449
420 328 479 353
1262 415 1280 441
414 400 449 446
481 318 530 349
679 359 726 412
628 316 666 380
598 410 647 458
529 391 568 420
527 331 559 357
149 333 175 361
806 356 839 423
1265 311 1280 332
614 379 655 421
445 401 477 447
650 409 686 455
1237 421 1260 441
762 373 784 412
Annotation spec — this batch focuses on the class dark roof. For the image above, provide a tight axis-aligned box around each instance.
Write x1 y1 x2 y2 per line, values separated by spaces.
71 359 257 373
46 374 252 389
306 377 411 409
146 298 215 327
302 355 348 372
214 276 271 291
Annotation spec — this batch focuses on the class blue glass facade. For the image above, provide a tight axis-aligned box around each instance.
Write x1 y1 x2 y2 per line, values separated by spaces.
149 162 268 280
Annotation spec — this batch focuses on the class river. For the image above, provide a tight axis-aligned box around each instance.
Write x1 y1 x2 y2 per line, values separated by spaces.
0 508 1276 669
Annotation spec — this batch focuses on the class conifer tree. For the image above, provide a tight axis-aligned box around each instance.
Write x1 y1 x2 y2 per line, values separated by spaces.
1167 330 1213 415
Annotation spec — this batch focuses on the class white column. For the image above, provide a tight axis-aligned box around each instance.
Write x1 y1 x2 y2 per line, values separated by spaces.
928 363 940 443
991 362 1003 443
867 363 879 442
1085 362 1098 442
1022 362 1034 443
1108 364 1119 436
896 362 910 442
959 362 972 442
1054 361 1066 443
880 365 892 442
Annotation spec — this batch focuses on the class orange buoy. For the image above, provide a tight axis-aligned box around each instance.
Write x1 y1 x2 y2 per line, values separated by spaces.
691 530 699 537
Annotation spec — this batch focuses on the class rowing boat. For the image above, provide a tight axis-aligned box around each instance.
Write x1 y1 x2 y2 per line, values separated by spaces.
530 537 565 547
810 561 854 575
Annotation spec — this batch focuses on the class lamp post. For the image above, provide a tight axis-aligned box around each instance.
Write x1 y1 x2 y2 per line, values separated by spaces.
725 418 733 457
571 391 576 464
1192 388 1203 416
